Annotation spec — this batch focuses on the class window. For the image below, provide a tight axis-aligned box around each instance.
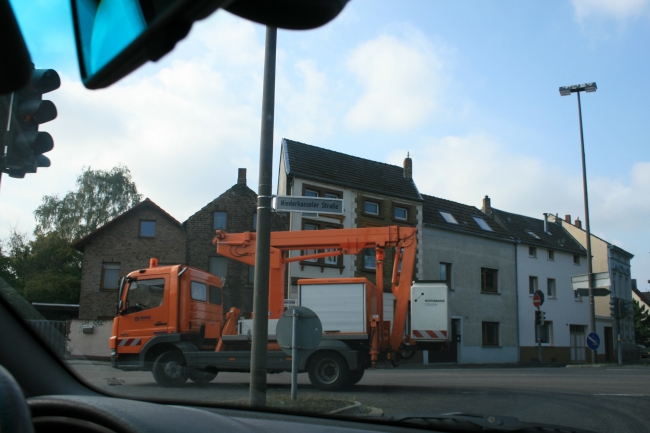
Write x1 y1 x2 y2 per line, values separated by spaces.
101 263 120 290
529 276 538 295
191 281 207 301
574 289 582 301
303 222 319 262
300 220 343 267
125 278 165 312
481 268 498 293
364 200 379 215
304 189 318 197
209 256 228 279
248 266 255 283
394 206 408 220
252 213 257 231
364 248 376 270
439 262 452 289
209 285 222 305
213 212 227 230
548 250 555 261
472 216 493 231
139 220 155 237
547 278 556 298
529 247 537 258
482 322 500 346
439 211 458 224
535 321 553 344
573 254 580 265
324 193 339 199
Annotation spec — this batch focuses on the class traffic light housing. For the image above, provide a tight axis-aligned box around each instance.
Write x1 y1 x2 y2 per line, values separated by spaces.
1 67 60 178
535 310 544 326
609 297 618 318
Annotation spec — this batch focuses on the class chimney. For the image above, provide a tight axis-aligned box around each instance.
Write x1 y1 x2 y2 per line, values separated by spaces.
565 214 571 223
543 213 548 234
482 195 492 215
574 217 582 229
403 152 412 179
237 168 246 185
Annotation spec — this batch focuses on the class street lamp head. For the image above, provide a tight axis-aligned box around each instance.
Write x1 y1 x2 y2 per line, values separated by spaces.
559 82 597 96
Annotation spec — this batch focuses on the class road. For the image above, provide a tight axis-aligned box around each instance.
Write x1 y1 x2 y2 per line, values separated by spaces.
67 360 650 433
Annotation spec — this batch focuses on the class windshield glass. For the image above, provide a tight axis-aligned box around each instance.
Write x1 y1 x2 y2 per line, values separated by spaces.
124 278 165 313
2 1 650 433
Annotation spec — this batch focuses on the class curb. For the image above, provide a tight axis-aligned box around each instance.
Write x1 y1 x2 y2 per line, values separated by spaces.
329 401 383 417
565 364 606 368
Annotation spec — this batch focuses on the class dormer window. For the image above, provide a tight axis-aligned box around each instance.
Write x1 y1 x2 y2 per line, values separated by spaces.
472 216 493 231
525 229 540 240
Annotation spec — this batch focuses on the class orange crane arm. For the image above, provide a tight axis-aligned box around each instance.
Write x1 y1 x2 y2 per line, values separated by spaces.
212 225 417 351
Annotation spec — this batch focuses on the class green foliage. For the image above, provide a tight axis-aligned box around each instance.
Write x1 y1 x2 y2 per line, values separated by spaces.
1 230 82 305
633 300 650 346
34 165 142 243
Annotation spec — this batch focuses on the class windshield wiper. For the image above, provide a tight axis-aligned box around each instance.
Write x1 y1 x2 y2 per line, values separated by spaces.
389 412 596 433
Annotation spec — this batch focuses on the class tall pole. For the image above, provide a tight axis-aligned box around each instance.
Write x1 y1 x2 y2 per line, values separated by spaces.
577 91 596 364
249 26 277 407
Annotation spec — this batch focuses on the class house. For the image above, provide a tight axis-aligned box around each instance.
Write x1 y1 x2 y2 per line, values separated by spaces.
73 198 186 320
551 214 636 362
183 168 288 316
421 194 518 364
483 198 590 364
277 139 424 300
633 280 650 311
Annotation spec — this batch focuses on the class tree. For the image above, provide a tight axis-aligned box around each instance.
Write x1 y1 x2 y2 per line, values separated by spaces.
634 300 650 346
34 165 143 243
1 229 82 304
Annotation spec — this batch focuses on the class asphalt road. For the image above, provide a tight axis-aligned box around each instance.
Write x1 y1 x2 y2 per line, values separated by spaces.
67 360 650 433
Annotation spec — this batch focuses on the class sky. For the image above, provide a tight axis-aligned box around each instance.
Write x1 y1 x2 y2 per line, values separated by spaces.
2 0 649 291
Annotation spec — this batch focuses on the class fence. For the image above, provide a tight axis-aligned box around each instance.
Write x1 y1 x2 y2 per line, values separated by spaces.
26 320 67 358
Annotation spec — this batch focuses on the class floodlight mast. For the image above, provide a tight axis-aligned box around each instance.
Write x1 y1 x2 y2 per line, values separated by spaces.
559 82 598 364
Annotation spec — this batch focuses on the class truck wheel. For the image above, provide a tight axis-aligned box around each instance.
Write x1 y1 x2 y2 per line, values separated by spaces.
188 369 217 385
346 368 365 387
308 352 350 391
152 351 188 387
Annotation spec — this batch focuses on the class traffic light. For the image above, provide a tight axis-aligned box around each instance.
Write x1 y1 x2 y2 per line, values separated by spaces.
535 310 544 326
609 297 618 318
1 67 60 178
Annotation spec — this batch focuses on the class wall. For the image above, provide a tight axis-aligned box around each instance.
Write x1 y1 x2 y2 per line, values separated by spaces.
67 319 113 359
517 243 589 363
78 206 186 319
421 227 517 364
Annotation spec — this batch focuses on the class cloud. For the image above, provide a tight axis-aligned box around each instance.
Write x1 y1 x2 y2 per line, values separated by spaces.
344 28 444 132
388 134 650 239
572 0 650 21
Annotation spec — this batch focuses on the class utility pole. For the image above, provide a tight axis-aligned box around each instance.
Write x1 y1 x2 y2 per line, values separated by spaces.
249 26 277 408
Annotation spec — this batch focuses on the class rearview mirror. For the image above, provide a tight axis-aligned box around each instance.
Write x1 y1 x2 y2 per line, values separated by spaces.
71 0 348 89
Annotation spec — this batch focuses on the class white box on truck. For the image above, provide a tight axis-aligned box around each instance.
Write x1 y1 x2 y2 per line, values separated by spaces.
298 281 366 333
410 281 449 341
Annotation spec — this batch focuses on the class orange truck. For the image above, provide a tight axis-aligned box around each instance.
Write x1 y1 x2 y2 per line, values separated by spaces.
110 226 450 389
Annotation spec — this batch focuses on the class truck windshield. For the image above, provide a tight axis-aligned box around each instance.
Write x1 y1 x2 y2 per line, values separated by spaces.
124 278 165 313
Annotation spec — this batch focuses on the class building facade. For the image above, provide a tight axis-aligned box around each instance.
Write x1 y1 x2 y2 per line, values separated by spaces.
484 198 590 364
551 214 636 362
421 194 518 364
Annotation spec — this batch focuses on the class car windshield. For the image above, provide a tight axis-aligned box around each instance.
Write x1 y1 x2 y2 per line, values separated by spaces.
2 1 650 433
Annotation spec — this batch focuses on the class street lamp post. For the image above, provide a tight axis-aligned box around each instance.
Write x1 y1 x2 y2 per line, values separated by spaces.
559 82 597 364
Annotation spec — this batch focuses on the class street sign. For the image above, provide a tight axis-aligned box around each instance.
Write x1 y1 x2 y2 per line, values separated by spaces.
586 332 600 351
273 195 344 215
571 272 610 290
276 306 322 400
533 293 542 308
534 290 545 307
574 288 611 297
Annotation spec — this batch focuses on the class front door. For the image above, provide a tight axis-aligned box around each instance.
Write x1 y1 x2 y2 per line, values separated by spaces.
116 277 169 353
570 325 585 363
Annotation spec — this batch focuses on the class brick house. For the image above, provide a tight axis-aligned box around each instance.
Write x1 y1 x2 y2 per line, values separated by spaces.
73 198 186 320
183 168 289 316
74 169 289 320
277 138 424 310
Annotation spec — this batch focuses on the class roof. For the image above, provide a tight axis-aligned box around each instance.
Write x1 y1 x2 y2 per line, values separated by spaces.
72 198 182 252
554 217 634 258
282 139 422 202
633 286 650 308
422 194 514 242
183 181 256 224
491 208 586 255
